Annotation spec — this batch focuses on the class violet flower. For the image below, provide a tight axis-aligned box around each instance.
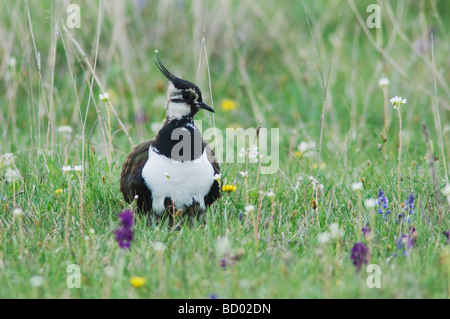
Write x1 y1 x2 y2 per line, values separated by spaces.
362 222 371 237
399 192 415 222
115 209 134 249
376 188 391 220
350 242 370 272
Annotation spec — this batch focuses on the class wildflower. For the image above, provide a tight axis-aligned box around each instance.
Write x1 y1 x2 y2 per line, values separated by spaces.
164 172 170 180
389 96 407 109
216 236 230 256
220 258 227 269
378 77 389 87
312 162 326 170
5 167 20 183
56 126 73 134
61 165 82 173
399 192 415 222
222 184 237 192
239 171 248 178
350 242 370 272
99 92 109 102
297 141 316 158
214 174 221 181
364 198 376 209
13 208 25 217
8 56 16 68
89 228 95 235
405 192 415 214
329 223 343 239
29 275 44 288
103 266 115 277
351 182 363 192
266 190 275 198
362 222 371 237
293 151 302 158
318 232 330 244
376 188 391 220
129 276 146 288
396 234 414 257
443 184 450 197
208 293 219 299
2 153 14 166
55 189 63 195
115 209 134 249
311 179 324 193
220 99 237 111
152 241 166 252
248 145 259 162
244 205 255 214
442 185 450 204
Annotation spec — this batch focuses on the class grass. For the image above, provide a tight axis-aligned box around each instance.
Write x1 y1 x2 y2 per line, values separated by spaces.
0 0 450 298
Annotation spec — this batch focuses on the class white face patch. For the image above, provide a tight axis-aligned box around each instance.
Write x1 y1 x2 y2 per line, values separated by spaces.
166 82 191 119
142 147 215 214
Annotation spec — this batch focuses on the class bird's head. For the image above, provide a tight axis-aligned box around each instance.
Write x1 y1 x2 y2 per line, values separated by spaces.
155 52 214 120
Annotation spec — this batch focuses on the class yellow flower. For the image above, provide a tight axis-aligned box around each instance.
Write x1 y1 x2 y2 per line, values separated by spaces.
293 151 302 158
129 276 147 288
312 162 326 170
222 184 237 193
220 99 237 111
55 189 63 195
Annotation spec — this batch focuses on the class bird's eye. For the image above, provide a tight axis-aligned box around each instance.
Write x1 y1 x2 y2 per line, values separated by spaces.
182 92 191 100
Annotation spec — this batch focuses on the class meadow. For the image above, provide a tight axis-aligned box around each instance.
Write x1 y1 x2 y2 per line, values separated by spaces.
0 0 450 298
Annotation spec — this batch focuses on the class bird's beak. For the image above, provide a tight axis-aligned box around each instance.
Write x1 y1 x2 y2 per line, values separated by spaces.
198 102 215 113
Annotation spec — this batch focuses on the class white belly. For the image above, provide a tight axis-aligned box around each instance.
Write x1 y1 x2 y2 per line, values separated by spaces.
142 147 215 214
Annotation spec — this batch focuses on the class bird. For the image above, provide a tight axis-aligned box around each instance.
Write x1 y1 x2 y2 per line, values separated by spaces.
120 53 220 224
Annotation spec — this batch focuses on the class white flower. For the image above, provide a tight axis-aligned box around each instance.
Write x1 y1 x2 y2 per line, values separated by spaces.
2 153 14 166
248 145 259 161
5 167 20 183
164 172 170 180
62 165 82 173
298 141 316 157
351 182 363 192
311 178 324 193
99 92 109 102
214 174 221 181
30 275 44 287
56 126 73 134
245 205 255 214
154 49 159 54
61 165 72 172
13 208 25 217
266 190 275 198
89 228 95 235
152 242 167 252
318 232 330 244
389 96 407 109
364 198 376 209
378 77 389 87
216 236 230 256
239 171 248 178
442 184 450 197
103 266 115 277
329 223 343 239
8 56 16 68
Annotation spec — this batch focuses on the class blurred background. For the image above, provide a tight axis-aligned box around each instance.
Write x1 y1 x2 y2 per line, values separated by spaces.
1 0 449 174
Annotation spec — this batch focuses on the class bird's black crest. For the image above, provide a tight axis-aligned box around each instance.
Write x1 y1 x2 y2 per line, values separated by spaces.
154 52 178 82
154 51 198 90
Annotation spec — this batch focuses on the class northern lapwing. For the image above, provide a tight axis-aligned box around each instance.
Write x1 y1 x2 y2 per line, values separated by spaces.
120 53 220 223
